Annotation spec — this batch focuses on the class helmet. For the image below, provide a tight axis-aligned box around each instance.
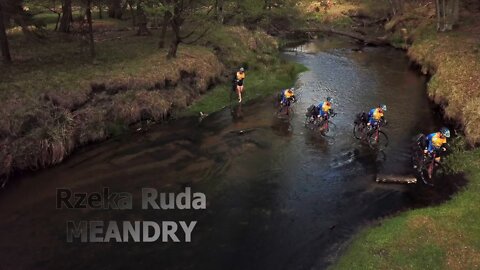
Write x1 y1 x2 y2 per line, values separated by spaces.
440 127 451 138
326 97 332 102
287 89 293 94
239 67 245 72
290 87 295 91
380 104 387 111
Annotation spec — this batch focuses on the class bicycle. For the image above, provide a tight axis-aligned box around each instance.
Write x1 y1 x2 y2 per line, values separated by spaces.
353 116 388 150
277 97 296 118
305 112 336 135
411 134 447 186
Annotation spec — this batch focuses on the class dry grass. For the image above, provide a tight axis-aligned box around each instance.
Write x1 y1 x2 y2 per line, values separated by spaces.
0 24 227 179
402 5 480 144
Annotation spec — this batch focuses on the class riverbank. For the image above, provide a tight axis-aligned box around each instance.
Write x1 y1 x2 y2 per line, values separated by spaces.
308 0 480 268
0 19 304 183
334 147 480 269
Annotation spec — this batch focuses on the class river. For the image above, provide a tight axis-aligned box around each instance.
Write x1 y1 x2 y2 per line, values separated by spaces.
0 38 463 270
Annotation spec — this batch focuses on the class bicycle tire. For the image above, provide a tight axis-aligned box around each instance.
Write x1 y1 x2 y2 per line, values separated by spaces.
320 121 336 136
353 123 367 140
368 130 389 150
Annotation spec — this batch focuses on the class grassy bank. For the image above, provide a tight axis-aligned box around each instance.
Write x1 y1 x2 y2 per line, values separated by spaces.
0 16 305 180
334 147 480 269
184 61 307 116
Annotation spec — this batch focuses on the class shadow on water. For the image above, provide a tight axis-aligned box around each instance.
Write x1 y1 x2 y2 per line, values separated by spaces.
0 38 467 270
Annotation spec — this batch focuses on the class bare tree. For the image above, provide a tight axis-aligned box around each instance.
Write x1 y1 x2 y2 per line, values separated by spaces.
84 0 95 58
127 0 136 26
36 0 62 31
135 0 150 35
214 0 223 23
166 0 208 58
59 0 72 32
159 0 171 48
108 0 123 19
436 0 460 31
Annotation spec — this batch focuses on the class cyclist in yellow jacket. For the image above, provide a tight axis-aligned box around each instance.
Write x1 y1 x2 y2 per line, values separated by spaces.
368 104 387 127
426 128 450 154
317 97 334 119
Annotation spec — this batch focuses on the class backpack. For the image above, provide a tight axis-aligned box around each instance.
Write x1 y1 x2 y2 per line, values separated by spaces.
306 105 318 117
354 112 367 124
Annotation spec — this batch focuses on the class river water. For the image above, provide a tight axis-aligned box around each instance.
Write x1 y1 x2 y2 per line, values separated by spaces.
0 39 462 270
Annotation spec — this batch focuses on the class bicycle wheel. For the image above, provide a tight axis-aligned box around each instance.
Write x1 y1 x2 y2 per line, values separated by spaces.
305 117 315 129
411 148 424 172
276 105 286 118
320 121 336 136
419 161 436 186
353 123 367 140
368 130 389 150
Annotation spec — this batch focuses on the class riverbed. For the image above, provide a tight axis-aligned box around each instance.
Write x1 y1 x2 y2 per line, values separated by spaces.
0 38 463 270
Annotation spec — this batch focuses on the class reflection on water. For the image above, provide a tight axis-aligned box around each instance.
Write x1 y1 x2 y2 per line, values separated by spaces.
0 39 463 270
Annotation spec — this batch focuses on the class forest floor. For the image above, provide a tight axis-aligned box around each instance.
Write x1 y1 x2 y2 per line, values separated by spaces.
0 16 304 182
303 1 480 269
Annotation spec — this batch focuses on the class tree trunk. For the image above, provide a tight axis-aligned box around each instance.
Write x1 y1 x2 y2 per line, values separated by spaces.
99 5 103 19
167 19 180 58
435 0 441 31
108 0 122 19
128 1 136 27
168 36 180 58
54 13 61 30
158 11 171 48
59 0 72 32
85 0 95 58
442 0 446 31
0 3 12 64
136 3 150 36
217 0 224 24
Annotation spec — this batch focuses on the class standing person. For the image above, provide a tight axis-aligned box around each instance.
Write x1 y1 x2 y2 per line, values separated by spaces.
236 67 246 103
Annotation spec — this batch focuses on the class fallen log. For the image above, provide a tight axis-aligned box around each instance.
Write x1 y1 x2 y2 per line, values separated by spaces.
297 28 390 46
376 174 417 184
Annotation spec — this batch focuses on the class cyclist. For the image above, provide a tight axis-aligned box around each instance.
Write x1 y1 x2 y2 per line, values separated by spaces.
316 97 334 120
279 88 296 115
236 67 246 103
367 104 387 129
280 88 296 106
425 127 450 161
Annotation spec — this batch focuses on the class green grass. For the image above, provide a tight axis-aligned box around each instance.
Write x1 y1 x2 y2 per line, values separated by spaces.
183 62 307 115
333 144 480 269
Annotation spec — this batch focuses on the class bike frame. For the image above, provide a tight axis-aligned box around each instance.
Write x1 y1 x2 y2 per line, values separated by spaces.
321 114 330 130
426 152 437 179
279 99 295 116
